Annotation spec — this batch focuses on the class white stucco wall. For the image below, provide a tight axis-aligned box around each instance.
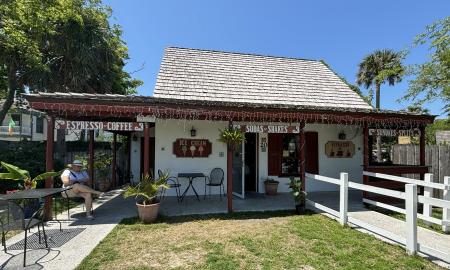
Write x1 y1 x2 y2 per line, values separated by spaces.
131 120 364 196
262 123 363 193
154 119 228 196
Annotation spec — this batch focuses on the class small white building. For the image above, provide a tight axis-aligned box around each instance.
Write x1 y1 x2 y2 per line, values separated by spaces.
24 47 434 211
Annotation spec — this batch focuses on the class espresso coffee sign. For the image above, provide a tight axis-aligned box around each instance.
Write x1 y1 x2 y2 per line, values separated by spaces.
55 120 144 131
173 139 212 158
325 141 355 158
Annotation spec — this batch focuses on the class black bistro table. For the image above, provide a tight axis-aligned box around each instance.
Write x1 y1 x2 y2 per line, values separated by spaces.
178 173 206 202
0 187 72 266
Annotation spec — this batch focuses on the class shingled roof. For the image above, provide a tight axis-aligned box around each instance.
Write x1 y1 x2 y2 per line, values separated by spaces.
154 47 373 111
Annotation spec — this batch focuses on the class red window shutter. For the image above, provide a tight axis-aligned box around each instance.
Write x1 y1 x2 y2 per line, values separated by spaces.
268 133 282 175
305 132 319 174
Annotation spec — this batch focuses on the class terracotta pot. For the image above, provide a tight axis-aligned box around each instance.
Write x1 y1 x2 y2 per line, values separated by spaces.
136 202 160 223
264 181 279 196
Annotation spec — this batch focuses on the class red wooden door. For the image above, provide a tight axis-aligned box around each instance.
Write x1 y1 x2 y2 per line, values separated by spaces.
305 132 319 174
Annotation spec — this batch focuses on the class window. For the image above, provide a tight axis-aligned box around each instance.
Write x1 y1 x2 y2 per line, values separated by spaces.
36 117 44 134
268 133 299 176
281 134 299 175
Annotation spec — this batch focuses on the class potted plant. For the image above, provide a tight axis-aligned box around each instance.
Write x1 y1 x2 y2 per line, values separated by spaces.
123 173 169 223
288 177 306 214
218 127 245 150
0 161 61 218
264 178 279 196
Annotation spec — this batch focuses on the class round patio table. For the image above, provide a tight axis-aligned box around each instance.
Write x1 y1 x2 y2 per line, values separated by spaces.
177 173 206 202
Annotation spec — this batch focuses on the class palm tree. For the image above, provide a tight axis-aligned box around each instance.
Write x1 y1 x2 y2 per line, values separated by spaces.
357 49 404 162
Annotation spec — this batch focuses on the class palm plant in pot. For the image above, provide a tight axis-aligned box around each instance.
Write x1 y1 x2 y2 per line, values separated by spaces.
123 172 169 223
288 177 306 214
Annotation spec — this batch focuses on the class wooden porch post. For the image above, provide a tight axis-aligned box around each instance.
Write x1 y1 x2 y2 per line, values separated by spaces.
143 123 150 177
363 124 369 198
88 130 95 187
299 122 306 191
127 133 131 183
227 120 233 213
44 116 54 220
419 125 426 179
112 133 117 188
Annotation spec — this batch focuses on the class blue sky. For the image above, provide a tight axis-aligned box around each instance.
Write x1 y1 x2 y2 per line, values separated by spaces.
104 0 449 117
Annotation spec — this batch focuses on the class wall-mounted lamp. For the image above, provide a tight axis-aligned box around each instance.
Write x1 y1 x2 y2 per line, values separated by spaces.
190 127 197 137
132 134 138 141
338 131 346 140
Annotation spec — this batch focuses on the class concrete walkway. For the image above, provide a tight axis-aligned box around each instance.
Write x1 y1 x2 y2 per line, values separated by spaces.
0 189 136 270
308 191 450 266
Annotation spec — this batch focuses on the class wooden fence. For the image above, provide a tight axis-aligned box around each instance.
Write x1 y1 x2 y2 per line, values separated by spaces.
391 144 450 198
306 172 450 262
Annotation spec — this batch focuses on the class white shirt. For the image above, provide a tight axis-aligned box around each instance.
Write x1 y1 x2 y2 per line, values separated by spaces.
61 169 89 187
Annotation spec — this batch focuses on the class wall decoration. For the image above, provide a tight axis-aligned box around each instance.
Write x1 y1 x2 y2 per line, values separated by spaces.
173 139 212 158
260 137 267 152
325 141 355 158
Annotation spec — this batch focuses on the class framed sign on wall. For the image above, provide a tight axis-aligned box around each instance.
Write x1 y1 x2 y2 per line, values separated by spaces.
173 139 212 158
325 141 355 158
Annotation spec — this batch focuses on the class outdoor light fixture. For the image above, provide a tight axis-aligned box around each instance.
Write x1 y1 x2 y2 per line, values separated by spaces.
190 127 197 137
132 134 138 141
338 131 346 140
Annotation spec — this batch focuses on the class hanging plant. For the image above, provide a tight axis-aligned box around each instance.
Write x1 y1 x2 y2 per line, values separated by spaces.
218 127 245 150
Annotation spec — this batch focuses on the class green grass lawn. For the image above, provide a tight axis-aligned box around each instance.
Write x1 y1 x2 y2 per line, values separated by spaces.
76 211 443 270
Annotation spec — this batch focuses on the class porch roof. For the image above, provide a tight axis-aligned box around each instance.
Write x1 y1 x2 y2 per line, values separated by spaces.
22 92 434 128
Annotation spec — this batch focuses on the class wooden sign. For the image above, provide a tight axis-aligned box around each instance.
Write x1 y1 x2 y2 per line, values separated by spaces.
234 124 301 133
136 115 156 122
173 139 212 158
325 141 355 158
369 128 421 137
55 120 144 131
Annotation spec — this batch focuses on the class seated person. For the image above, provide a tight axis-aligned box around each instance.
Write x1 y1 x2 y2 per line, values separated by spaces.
61 160 102 220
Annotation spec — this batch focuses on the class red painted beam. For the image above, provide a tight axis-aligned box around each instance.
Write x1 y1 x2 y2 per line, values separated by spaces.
227 120 233 213
143 123 150 177
112 133 117 188
299 122 306 191
363 124 369 199
127 134 131 183
88 130 95 187
44 116 54 220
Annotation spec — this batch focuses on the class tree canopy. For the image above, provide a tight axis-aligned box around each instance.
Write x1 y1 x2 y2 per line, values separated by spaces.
403 17 450 113
0 0 142 123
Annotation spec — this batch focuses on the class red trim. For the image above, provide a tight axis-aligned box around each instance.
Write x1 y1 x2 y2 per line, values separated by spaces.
299 122 306 191
88 130 94 187
44 116 54 220
227 120 233 213
143 123 150 177
419 126 426 178
366 165 429 175
28 101 433 127
363 125 369 199
112 133 117 188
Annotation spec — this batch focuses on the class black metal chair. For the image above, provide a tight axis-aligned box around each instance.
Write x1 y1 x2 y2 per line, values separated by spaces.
158 169 182 202
204 168 225 200
0 199 48 267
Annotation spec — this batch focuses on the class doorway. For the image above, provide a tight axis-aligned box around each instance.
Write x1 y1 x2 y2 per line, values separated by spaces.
244 133 257 193
232 133 258 199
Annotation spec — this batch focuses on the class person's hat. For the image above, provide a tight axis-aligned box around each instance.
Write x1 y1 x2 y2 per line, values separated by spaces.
72 160 83 167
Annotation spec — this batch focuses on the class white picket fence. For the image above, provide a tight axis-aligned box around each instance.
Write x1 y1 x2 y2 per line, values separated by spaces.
305 172 450 262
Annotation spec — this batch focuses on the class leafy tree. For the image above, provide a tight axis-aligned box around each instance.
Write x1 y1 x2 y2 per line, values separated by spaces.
402 17 449 113
0 0 142 124
357 49 405 162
